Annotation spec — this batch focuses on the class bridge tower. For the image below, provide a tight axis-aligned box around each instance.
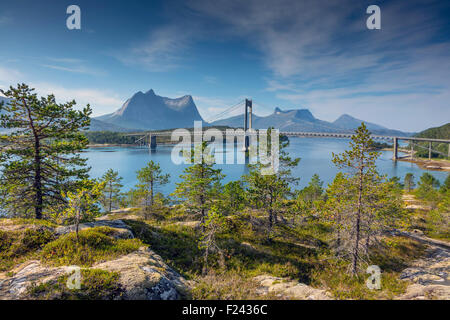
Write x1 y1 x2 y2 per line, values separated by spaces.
393 137 398 161
150 134 157 151
243 99 252 152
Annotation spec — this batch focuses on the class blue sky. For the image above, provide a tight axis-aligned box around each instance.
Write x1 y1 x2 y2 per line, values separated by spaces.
0 0 449 131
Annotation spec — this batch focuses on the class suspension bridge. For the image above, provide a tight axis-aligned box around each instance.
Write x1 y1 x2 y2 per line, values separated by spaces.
125 99 450 161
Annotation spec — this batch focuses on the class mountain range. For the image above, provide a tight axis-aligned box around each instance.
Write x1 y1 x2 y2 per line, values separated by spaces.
94 89 204 131
210 107 409 136
93 90 410 136
1 91 411 136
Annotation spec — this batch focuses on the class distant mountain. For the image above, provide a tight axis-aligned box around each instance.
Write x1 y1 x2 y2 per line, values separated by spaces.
211 107 410 136
332 114 409 136
88 119 132 132
415 122 450 140
95 89 204 130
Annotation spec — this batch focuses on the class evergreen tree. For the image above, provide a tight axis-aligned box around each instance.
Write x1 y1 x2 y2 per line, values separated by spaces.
222 181 246 214
440 173 450 193
100 169 123 212
63 179 105 241
199 205 226 275
299 173 324 203
332 123 380 275
0 84 91 219
324 172 352 252
404 173 415 192
244 129 299 240
173 142 223 229
135 161 169 219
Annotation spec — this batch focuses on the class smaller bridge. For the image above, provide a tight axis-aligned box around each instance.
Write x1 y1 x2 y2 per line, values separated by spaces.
392 136 450 161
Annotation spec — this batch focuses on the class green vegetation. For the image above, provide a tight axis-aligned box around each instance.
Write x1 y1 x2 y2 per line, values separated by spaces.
0 227 55 271
0 86 446 301
0 84 91 219
85 131 137 145
410 172 450 240
134 161 170 219
331 123 403 274
40 227 142 266
243 128 299 240
172 141 224 230
100 169 123 212
29 269 123 300
412 122 450 159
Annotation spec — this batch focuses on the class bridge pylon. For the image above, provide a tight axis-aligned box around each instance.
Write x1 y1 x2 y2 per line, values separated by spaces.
243 98 252 153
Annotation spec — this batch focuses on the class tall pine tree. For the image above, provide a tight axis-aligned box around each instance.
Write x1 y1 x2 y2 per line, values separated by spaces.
0 84 91 219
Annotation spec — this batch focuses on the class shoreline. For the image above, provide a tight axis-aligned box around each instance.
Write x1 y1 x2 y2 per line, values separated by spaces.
397 157 450 172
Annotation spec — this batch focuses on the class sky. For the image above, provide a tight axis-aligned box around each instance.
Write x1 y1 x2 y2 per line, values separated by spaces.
0 0 449 132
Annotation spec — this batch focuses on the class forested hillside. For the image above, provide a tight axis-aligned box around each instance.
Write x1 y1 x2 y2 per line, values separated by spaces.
413 123 450 159
416 123 450 140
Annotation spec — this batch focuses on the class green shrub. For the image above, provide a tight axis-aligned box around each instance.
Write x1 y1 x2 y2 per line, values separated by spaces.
29 269 124 300
40 227 142 266
0 228 55 271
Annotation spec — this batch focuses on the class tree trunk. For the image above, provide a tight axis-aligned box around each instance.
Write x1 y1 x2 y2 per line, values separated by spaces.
34 140 43 219
352 168 363 275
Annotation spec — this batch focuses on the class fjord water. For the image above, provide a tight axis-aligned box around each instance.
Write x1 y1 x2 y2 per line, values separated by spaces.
86 137 448 195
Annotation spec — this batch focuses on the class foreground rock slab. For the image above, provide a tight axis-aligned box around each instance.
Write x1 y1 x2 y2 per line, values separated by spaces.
397 234 450 300
0 247 189 300
253 275 332 300
94 247 189 300
55 219 134 239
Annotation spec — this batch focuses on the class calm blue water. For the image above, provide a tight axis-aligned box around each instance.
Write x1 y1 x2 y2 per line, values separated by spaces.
85 137 448 195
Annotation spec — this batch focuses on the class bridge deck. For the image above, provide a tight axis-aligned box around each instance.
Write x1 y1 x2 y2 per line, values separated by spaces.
124 131 450 143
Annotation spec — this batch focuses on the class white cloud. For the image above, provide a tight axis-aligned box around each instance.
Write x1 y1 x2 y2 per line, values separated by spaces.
116 26 195 72
185 0 450 131
41 58 106 76
30 82 124 116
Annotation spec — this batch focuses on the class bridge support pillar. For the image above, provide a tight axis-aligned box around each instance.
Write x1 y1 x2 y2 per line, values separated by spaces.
410 141 414 160
428 142 432 160
150 135 157 151
393 137 398 161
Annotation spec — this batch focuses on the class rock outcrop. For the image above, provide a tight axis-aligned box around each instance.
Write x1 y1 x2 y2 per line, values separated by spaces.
253 275 332 300
94 247 189 300
0 247 189 300
397 245 450 300
55 220 134 239
394 230 450 300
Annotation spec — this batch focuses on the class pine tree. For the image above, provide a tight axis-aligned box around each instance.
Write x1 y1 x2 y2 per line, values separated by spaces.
0 84 91 219
332 123 380 275
404 173 415 192
222 181 246 214
244 129 299 240
100 169 123 212
324 172 352 252
173 142 223 229
440 173 450 193
199 205 226 275
63 179 105 241
135 161 170 219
